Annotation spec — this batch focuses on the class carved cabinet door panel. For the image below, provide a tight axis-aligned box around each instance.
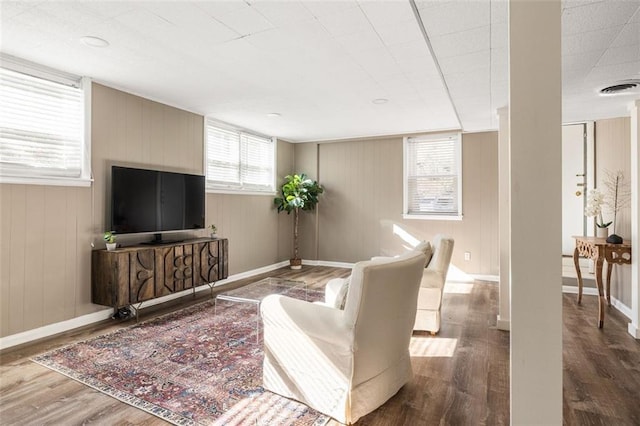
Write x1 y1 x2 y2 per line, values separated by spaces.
198 241 220 284
128 250 155 303
156 245 194 296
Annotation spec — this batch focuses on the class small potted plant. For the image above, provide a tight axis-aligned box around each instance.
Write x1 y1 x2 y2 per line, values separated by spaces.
209 224 217 239
103 231 117 251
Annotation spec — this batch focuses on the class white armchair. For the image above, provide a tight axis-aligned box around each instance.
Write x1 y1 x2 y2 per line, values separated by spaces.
260 251 427 424
324 234 454 334
414 235 454 334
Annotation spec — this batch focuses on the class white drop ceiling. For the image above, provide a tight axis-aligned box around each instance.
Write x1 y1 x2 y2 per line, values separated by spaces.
1 0 639 142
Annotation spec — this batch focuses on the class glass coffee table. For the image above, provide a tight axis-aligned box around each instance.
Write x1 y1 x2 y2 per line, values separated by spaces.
214 277 307 343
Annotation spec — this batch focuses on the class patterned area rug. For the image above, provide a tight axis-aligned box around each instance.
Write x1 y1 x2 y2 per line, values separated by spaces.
32 286 327 425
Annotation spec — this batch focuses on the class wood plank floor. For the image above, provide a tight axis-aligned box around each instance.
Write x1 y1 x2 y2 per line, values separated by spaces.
1 266 639 425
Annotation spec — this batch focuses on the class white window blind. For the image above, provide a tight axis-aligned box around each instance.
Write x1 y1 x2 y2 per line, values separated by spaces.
404 133 462 218
205 120 274 193
0 65 87 181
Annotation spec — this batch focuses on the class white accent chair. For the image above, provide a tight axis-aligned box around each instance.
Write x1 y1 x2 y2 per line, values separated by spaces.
324 234 454 334
260 251 427 424
413 235 455 334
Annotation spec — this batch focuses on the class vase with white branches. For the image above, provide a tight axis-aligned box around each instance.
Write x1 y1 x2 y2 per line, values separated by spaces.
602 170 631 244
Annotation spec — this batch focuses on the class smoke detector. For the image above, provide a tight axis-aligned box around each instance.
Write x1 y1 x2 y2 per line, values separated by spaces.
598 80 640 96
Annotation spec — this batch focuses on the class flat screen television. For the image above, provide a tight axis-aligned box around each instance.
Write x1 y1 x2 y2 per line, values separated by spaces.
111 166 205 242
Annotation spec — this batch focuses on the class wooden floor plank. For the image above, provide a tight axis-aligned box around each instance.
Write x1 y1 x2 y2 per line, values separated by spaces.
1 267 639 425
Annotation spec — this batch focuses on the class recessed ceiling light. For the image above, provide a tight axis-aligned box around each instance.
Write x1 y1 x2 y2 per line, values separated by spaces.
372 98 388 104
266 112 281 117
80 36 110 48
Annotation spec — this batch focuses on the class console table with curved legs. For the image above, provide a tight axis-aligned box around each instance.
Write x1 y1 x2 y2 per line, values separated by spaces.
572 236 632 328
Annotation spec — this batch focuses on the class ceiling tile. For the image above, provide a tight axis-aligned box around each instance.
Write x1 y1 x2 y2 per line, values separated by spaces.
350 48 401 80
251 1 316 26
562 26 623 55
396 55 441 79
596 44 640 66
387 39 432 61
429 26 491 59
1 1 45 20
195 1 252 19
334 29 386 55
439 50 489 76
491 0 508 24
315 4 372 37
562 1 640 36
491 22 508 49
149 3 241 45
491 48 508 83
213 4 275 36
302 1 358 18
562 0 604 10
587 60 640 83
373 19 424 47
610 22 640 47
358 1 416 27
416 0 490 37
563 50 605 74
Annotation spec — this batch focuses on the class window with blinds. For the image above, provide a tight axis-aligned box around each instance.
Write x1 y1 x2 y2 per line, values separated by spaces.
404 133 462 218
205 120 275 193
0 64 89 185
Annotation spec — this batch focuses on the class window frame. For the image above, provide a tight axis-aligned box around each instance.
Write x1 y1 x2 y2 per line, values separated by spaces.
0 55 92 187
204 119 276 195
403 132 463 220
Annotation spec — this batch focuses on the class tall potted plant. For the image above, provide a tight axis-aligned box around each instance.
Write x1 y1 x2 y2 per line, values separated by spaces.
274 174 323 269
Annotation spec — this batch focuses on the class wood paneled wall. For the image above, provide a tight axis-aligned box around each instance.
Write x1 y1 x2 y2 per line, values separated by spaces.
595 117 632 306
296 132 500 275
0 185 93 336
2 80 630 339
293 143 320 261
0 83 205 338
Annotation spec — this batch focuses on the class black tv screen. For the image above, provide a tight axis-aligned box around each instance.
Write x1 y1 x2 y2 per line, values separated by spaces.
111 166 205 235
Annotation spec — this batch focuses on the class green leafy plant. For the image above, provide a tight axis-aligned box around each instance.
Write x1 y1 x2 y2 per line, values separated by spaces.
209 224 217 234
103 231 116 244
274 174 324 266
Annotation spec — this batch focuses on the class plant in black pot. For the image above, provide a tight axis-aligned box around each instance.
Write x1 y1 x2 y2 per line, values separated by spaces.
274 174 323 269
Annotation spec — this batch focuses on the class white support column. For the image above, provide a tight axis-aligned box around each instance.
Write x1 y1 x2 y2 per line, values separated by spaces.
629 99 640 339
497 106 511 331
509 0 563 424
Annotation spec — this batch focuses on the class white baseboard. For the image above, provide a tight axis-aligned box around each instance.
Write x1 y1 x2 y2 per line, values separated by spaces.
0 260 291 351
308 260 354 269
562 285 632 319
628 323 640 339
496 315 511 331
470 274 500 283
213 261 290 287
0 309 113 351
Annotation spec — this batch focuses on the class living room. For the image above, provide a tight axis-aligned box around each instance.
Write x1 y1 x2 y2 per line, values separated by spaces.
1 0 639 425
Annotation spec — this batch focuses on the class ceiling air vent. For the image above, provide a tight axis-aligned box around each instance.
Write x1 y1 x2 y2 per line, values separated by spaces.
599 80 640 96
